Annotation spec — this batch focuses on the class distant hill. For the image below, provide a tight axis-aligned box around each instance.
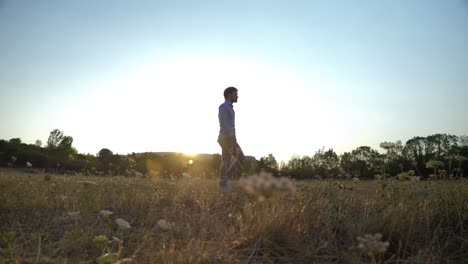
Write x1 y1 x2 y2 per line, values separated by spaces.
134 152 257 163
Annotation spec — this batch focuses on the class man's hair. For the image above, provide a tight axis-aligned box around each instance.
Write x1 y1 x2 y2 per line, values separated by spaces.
223 86 238 99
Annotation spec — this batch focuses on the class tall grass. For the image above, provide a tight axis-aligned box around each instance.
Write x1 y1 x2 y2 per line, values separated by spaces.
0 169 466 263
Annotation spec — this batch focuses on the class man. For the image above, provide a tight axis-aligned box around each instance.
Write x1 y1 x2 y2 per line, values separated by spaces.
218 86 244 192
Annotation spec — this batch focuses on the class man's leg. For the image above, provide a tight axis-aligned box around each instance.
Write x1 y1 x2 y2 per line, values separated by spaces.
231 143 245 180
219 140 232 191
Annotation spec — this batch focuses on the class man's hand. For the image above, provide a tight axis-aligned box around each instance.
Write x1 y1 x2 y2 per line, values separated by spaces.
227 136 237 145
232 145 239 157
226 136 237 156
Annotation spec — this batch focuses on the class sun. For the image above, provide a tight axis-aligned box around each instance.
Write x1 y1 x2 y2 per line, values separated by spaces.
183 152 198 157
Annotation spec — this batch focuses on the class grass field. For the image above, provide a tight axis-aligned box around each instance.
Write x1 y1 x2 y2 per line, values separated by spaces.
0 168 467 263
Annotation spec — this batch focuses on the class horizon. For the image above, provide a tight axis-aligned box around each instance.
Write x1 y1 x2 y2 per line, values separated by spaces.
1 1 467 163
1 132 465 163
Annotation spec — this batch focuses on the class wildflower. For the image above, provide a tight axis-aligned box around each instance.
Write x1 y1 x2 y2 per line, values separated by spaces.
26 162 32 168
115 258 134 263
78 180 97 186
357 233 390 256
455 156 468 161
408 176 420 182
425 160 444 168
96 253 113 264
115 218 131 229
67 211 80 218
239 172 295 200
157 219 171 231
11 156 17 162
426 160 444 177
99 210 114 218
397 172 409 181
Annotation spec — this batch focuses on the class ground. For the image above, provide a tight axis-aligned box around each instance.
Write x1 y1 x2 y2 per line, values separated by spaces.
0 168 467 263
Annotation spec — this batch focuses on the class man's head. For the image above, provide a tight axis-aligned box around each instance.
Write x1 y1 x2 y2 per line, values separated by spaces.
224 86 238 103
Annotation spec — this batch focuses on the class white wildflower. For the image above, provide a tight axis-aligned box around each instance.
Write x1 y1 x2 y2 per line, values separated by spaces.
99 210 114 218
67 211 80 218
115 258 134 264
78 180 97 186
115 218 131 229
96 253 113 264
26 162 32 168
157 219 171 231
408 176 420 182
357 233 390 256
239 172 296 200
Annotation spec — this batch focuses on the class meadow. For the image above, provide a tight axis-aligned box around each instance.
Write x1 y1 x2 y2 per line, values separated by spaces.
0 168 467 263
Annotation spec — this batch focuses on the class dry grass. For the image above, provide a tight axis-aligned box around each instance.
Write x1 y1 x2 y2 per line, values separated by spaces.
0 168 467 263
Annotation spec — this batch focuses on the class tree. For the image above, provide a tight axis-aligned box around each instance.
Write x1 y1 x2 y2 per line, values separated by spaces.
97 148 113 161
35 140 42 147
209 153 221 178
315 148 341 178
340 152 352 178
0 139 6 152
280 155 315 179
426 133 458 159
9 138 22 145
47 129 64 149
380 140 404 176
258 154 278 174
348 146 382 178
460 135 468 146
58 136 74 153
96 148 115 174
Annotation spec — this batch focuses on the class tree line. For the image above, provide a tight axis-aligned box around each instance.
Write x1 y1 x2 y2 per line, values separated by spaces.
0 129 467 180
258 134 468 180
0 129 222 178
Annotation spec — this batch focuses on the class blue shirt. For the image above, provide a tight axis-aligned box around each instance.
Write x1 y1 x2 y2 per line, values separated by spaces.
218 100 236 141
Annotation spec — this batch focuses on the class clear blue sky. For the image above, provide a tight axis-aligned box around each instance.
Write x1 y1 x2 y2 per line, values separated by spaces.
1 0 467 162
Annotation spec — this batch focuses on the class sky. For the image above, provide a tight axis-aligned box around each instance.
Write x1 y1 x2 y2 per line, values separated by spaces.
1 0 467 162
